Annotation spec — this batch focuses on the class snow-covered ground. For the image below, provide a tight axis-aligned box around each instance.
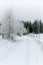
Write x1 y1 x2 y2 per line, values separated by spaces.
0 34 43 65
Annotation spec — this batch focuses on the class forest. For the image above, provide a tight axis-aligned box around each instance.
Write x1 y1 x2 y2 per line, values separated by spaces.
22 20 43 34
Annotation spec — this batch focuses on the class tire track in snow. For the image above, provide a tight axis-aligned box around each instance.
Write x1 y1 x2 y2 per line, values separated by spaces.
0 40 21 63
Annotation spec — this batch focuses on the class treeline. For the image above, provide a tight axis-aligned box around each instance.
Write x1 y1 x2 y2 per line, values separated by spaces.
22 20 43 34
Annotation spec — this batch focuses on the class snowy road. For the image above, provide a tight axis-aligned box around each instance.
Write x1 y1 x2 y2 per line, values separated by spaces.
0 36 43 65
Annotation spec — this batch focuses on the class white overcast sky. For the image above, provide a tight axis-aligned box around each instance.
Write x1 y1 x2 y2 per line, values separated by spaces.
0 0 43 21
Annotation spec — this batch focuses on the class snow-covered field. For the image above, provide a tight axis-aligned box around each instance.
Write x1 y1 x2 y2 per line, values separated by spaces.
0 34 43 65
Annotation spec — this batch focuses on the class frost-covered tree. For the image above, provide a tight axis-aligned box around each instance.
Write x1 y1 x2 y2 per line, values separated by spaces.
17 21 27 36
0 22 2 35
2 9 20 39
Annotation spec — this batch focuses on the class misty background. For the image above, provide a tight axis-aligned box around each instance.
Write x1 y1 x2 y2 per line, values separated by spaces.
0 0 43 22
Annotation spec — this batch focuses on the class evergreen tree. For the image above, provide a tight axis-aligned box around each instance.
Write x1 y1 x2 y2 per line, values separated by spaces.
28 22 33 33
33 20 39 34
39 20 43 33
